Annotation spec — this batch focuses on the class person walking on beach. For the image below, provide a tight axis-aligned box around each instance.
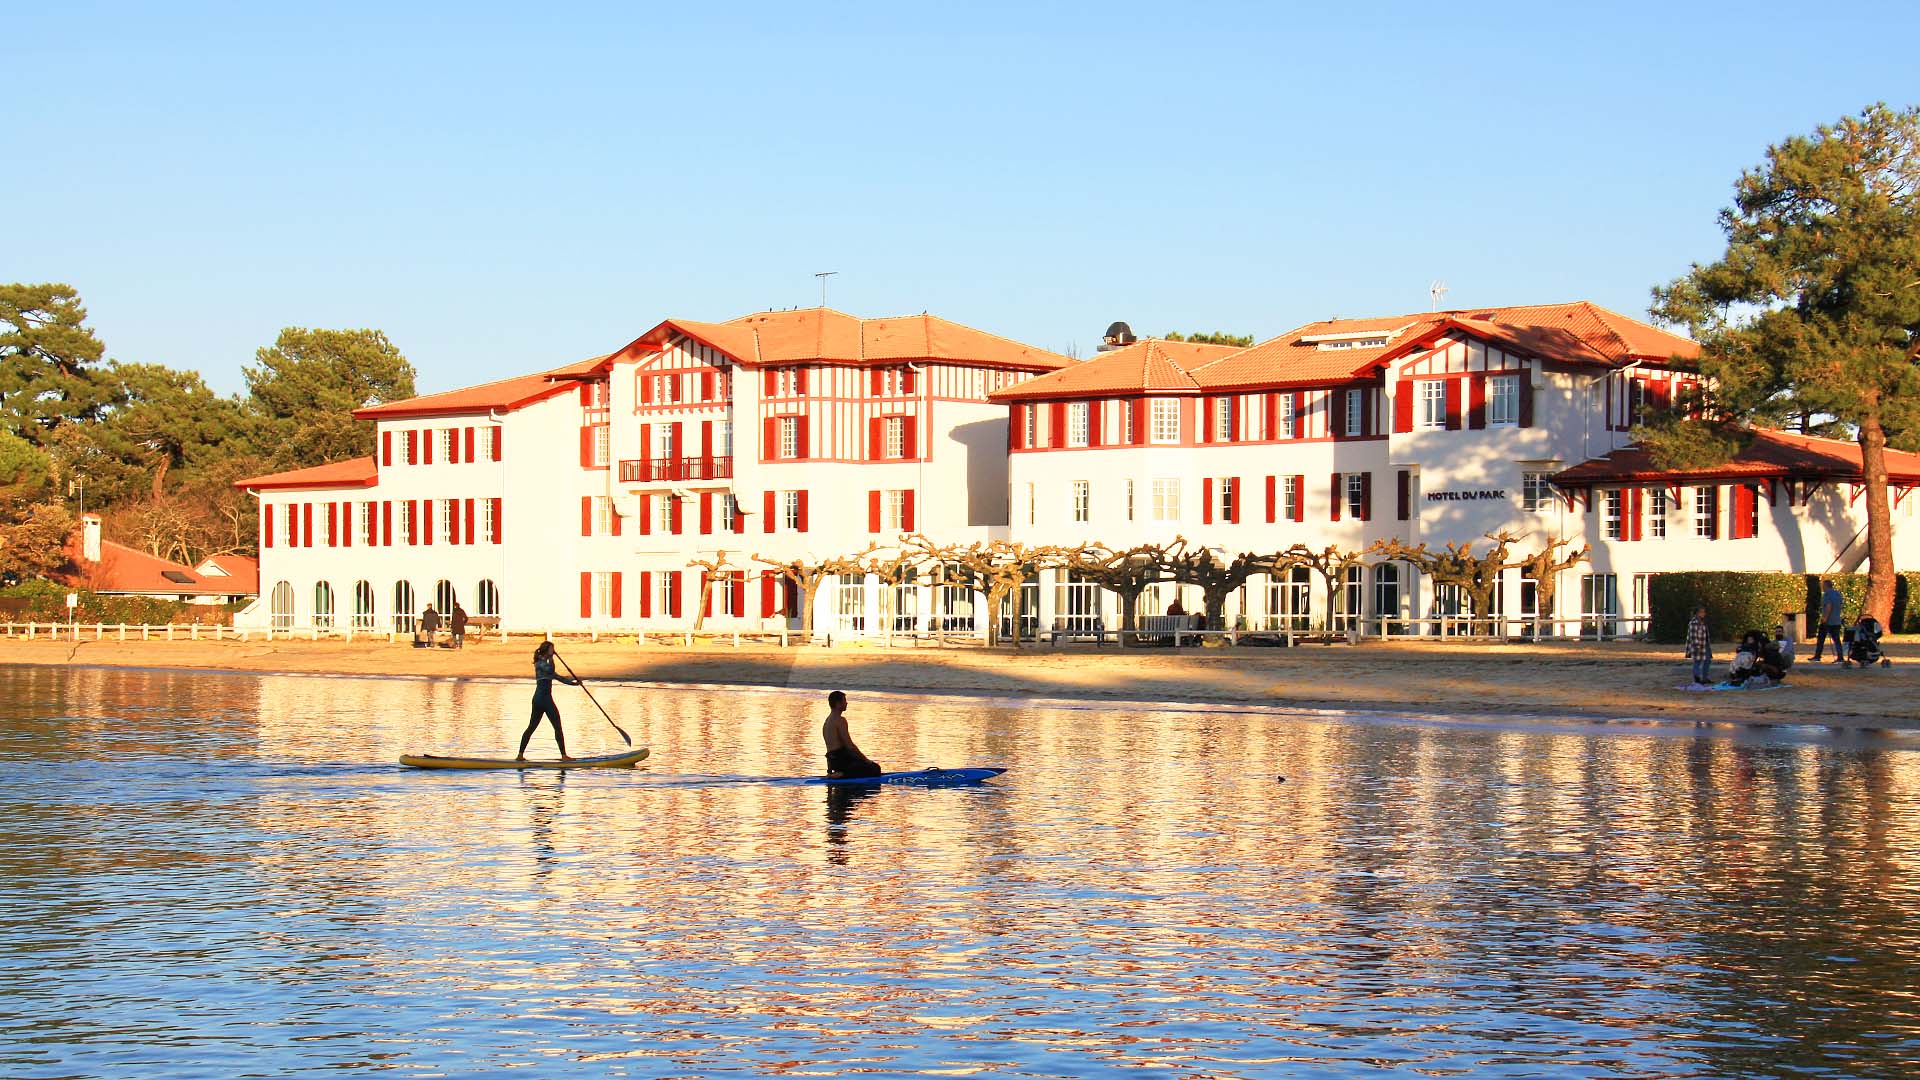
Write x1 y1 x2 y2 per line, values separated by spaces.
518 641 577 761
420 604 441 647
821 690 882 779
1813 579 1845 663
1686 605 1713 686
450 602 468 649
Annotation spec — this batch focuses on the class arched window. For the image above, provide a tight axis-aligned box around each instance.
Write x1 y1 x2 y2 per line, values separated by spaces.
476 579 500 619
313 581 335 629
393 581 417 633
270 581 295 629
352 580 375 630
434 579 457 615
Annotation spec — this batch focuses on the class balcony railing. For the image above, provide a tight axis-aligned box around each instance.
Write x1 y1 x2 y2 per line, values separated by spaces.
619 456 734 483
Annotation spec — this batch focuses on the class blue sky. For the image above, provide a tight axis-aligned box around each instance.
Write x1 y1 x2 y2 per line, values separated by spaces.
9 2 1918 396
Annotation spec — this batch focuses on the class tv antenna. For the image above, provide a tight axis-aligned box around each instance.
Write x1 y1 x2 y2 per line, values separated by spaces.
814 271 837 308
1429 280 1450 311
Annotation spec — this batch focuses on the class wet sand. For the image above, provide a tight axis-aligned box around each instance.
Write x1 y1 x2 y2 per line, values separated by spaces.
5 633 1914 730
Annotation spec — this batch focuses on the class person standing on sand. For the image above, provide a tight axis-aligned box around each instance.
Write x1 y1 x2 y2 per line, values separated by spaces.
1686 605 1713 686
821 690 882 778
420 604 441 647
1814 579 1845 664
518 641 577 761
450 603 468 649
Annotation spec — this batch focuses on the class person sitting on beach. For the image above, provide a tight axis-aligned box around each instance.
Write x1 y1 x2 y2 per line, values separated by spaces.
1756 634 1790 684
1727 630 1764 685
821 690 882 779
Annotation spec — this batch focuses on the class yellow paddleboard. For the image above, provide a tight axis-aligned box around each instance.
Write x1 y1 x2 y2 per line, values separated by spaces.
399 747 650 770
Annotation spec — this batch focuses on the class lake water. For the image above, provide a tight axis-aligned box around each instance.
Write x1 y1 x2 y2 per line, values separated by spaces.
3 664 1919 1079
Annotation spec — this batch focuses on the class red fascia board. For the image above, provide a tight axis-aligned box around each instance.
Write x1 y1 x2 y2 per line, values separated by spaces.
234 477 381 492
350 381 574 420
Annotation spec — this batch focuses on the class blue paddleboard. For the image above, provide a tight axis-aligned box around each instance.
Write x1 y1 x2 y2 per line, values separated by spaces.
805 767 1007 787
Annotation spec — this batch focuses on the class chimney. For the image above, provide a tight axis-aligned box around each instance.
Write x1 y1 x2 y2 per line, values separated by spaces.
81 514 101 563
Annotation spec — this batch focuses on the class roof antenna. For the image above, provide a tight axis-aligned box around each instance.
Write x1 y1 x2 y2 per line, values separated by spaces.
814 271 837 309
1429 280 1450 311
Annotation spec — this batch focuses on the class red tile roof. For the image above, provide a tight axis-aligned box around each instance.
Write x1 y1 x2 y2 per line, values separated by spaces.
994 301 1698 400
63 537 258 598
195 555 261 596
1553 429 1920 486
352 357 609 420
989 339 1239 401
623 308 1071 371
234 456 379 492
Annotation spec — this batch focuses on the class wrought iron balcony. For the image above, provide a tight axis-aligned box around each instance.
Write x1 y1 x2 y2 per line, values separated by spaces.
618 456 734 483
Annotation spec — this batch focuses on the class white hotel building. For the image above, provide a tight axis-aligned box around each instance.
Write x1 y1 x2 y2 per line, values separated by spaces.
238 301 1920 639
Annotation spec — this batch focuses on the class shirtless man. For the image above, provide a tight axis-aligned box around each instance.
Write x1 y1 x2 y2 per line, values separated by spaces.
821 690 882 778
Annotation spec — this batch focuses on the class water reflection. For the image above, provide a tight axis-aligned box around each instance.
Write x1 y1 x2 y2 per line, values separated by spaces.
0 665 1917 1078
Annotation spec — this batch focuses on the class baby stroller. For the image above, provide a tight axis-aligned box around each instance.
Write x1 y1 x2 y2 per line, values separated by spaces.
1843 617 1892 668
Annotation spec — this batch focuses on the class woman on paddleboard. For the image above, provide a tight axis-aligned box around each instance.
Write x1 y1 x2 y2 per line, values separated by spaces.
518 641 579 761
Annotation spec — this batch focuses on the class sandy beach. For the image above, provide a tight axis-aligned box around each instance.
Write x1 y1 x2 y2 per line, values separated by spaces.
5 633 1916 730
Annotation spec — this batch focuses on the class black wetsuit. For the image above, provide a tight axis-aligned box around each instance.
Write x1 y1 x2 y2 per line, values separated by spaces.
826 747 882 778
519 656 573 757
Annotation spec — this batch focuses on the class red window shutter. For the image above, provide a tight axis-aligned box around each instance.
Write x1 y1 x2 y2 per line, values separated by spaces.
638 572 652 618
464 427 475 462
580 572 592 618
763 490 775 533
733 498 746 534
762 417 776 460
1265 476 1276 523
761 572 776 617
1202 478 1214 524
1263 394 1278 440
669 572 682 619
1292 392 1305 438
405 429 417 463
340 502 351 548
579 427 593 467
1009 407 1020 451
420 500 432 546
1359 472 1373 521
731 573 745 617
639 494 652 535
903 416 918 458
795 368 807 395
492 427 503 461
464 500 474 544
611 573 622 619
1050 402 1066 448
638 424 651 470
702 371 715 401
1330 473 1342 522
423 431 434 465
1131 399 1147 446
764 369 777 396
1394 382 1415 433
1445 378 1463 430
701 420 714 462
640 374 653 405
1200 398 1213 444
868 490 882 532
669 496 682 534
869 416 884 461
263 504 273 548
1468 375 1487 430
902 490 915 532
796 416 809 459
700 492 713 535
1518 369 1535 427
609 500 621 538
1329 391 1344 441
703 573 714 618
797 490 809 532
871 368 884 396
448 502 460 545
579 383 593 406
903 367 916 394
1650 378 1672 412
1294 476 1305 522
1397 470 1410 521
581 496 592 537
491 498 502 543
1230 477 1242 524
1085 402 1100 448
302 503 313 547
381 431 392 467
382 502 392 546
671 422 684 468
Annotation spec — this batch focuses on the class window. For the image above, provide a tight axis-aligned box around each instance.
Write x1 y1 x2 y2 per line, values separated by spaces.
1126 479 1135 521
434 580 457 615
592 425 610 467
1628 379 1648 427
1278 394 1296 439
717 572 740 616
884 489 908 531
313 581 334 629
1419 380 1447 428
1649 488 1668 539
269 581 294 629
279 505 295 546
476 579 500 619
483 498 497 543
440 428 456 462
1150 398 1181 444
360 502 376 545
1218 477 1236 522
1152 478 1181 521
352 580 375 630
1069 402 1090 447
884 416 905 458
1344 391 1363 437
1694 486 1719 539
652 374 678 403
440 498 457 543
392 581 416 633
405 432 418 465
399 502 415 544
1283 476 1300 520
1073 480 1090 523
1603 490 1623 540
593 572 616 619
1122 402 1136 443
324 506 338 546
1027 483 1036 526
776 369 798 397
655 423 676 461
593 496 612 536
720 494 738 532
1489 374 1519 426
881 368 903 396
1345 474 1366 519
483 427 499 460
778 416 799 459
1522 471 1555 512
1024 405 1038 448
1215 399 1234 442
781 491 802 531
656 572 674 617
718 421 733 458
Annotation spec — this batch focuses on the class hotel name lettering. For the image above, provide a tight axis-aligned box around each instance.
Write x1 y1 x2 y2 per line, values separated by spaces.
1426 489 1509 502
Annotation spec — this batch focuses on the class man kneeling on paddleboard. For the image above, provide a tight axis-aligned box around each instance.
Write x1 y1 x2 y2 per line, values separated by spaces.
518 641 578 761
822 690 882 778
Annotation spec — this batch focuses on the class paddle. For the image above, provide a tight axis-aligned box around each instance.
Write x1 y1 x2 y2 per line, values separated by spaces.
555 652 631 746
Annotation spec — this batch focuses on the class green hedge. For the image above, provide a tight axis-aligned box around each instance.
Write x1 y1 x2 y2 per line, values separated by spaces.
0 582 238 625
1647 572 1920 643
